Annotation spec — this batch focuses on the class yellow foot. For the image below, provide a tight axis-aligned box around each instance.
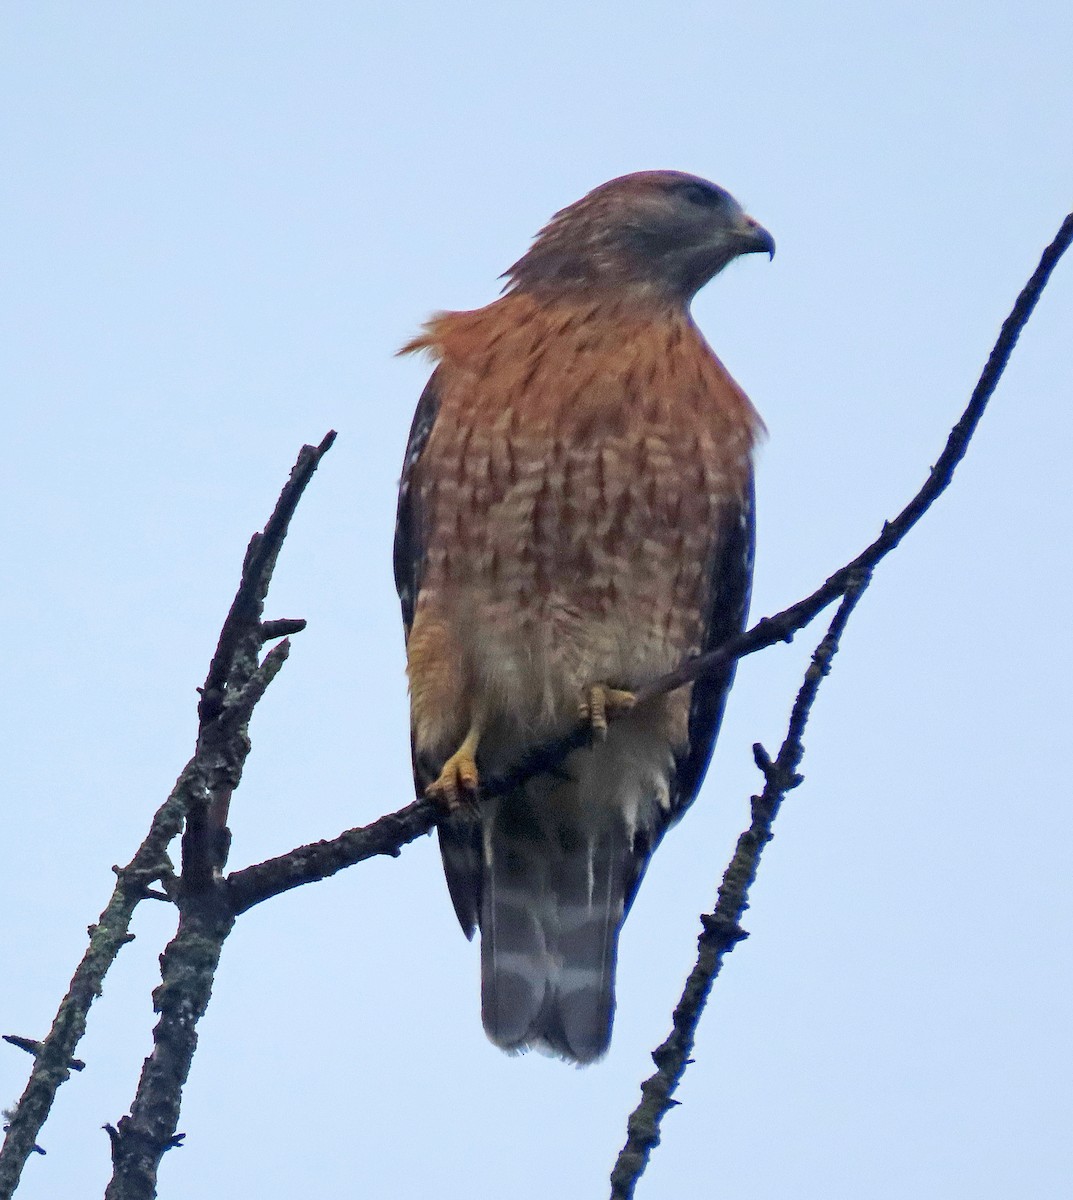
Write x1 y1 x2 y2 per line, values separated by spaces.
579 684 637 741
426 741 480 812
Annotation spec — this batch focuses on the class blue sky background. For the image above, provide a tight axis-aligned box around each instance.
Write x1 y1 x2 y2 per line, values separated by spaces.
2 4 1071 1197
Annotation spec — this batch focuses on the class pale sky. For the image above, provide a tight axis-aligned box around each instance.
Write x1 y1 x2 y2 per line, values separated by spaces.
2 4 1072 1198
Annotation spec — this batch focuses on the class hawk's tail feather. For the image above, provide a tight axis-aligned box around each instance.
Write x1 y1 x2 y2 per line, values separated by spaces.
437 808 483 940
479 789 629 1065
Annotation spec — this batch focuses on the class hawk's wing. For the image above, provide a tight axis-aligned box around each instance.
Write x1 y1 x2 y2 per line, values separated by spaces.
394 371 441 637
622 476 756 914
394 370 486 937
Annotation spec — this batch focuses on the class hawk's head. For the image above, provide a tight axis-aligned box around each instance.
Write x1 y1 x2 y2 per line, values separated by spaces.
505 171 774 303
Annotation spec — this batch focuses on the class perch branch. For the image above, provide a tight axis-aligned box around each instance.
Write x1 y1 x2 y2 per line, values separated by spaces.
227 799 437 914
221 211 1073 916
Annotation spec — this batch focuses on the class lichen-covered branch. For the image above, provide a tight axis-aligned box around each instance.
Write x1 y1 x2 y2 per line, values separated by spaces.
186 429 337 884
101 433 335 1200
609 576 869 1200
1 1038 83 1073
0 432 334 1200
0 770 188 1200
103 887 235 1200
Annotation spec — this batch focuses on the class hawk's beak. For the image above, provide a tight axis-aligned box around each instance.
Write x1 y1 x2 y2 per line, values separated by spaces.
739 216 775 260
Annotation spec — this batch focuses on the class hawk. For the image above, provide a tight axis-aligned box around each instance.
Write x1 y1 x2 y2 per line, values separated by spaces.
395 171 772 1062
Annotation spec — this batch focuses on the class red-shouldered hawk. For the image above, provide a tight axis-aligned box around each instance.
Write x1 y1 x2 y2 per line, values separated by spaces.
395 171 772 1063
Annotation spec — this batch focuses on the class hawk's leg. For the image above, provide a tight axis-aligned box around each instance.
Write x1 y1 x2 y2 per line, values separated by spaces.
579 684 637 742
426 724 481 811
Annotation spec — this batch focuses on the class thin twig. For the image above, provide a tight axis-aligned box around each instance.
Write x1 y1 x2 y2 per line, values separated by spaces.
1 1036 84 1073
196 431 337 728
609 576 869 1200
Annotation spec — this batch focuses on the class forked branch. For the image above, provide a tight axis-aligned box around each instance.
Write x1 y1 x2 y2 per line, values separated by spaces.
0 433 335 1200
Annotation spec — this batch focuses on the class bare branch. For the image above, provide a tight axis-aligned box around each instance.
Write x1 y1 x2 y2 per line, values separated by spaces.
610 575 870 1200
196 430 337 728
102 434 334 1200
227 799 438 913
0 776 185 1199
259 617 308 641
0 433 334 1200
184 431 336 889
103 887 234 1200
606 212 1073 1199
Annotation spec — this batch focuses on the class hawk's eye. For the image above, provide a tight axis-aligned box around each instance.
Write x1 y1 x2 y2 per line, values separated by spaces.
678 182 725 208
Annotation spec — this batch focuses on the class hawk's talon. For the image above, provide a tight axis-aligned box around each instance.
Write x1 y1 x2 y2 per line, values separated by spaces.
426 733 481 812
579 685 637 742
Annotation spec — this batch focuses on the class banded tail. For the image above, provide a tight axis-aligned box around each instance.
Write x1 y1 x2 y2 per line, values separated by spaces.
480 787 630 1062
439 736 673 1064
